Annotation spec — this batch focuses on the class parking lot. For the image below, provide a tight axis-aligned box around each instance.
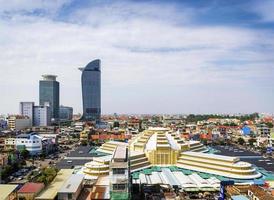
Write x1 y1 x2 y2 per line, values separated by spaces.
8 166 34 184
56 145 94 169
213 145 274 173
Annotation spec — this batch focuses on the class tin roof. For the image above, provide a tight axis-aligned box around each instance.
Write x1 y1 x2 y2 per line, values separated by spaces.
18 182 44 193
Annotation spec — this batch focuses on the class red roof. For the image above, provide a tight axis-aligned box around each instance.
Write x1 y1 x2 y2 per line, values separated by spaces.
18 182 44 193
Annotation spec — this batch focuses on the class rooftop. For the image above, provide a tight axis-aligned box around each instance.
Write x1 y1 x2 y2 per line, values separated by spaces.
248 185 274 200
17 132 40 139
231 195 249 200
42 75 57 81
18 182 44 193
182 151 239 162
35 169 73 200
79 59 101 72
113 146 127 162
58 174 84 194
0 184 18 200
148 127 170 131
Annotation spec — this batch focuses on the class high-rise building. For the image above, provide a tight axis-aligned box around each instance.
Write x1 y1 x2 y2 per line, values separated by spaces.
39 75 60 120
19 102 34 125
59 106 73 121
34 103 51 127
79 59 101 121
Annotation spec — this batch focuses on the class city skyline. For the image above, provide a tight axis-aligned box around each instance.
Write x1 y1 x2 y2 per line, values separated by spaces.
0 0 274 115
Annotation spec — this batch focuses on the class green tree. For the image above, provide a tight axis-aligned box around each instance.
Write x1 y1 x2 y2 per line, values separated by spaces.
0 165 12 179
20 149 30 159
238 137 245 145
113 121 119 128
36 167 58 185
248 138 256 146
201 138 208 145
265 122 273 128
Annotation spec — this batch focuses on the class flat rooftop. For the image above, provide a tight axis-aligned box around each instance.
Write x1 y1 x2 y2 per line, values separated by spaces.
0 184 18 200
58 174 84 194
113 146 127 161
35 169 73 200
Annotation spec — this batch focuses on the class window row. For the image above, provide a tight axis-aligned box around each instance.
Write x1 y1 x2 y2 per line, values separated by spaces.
112 184 127 191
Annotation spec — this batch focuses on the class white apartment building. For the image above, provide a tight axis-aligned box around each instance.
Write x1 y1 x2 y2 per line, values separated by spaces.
256 124 270 137
34 104 51 127
16 133 43 155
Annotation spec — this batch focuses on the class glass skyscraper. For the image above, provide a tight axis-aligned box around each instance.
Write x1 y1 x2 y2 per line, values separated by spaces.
39 75 60 120
79 59 101 121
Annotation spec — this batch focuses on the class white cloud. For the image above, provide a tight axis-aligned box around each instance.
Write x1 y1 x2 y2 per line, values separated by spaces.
0 1 273 114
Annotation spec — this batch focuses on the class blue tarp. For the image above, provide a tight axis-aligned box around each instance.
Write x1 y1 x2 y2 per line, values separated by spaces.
242 126 251 135
253 179 265 185
231 195 249 200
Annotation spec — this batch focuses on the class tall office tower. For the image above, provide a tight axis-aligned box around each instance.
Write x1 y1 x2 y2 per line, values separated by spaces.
39 75 60 120
19 102 34 126
79 59 101 121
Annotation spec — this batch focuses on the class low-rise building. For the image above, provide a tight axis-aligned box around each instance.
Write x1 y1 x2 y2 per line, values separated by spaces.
0 184 18 200
109 145 129 199
15 132 55 155
270 130 274 149
16 133 43 155
35 169 73 200
256 124 271 137
80 129 89 144
73 122 84 132
17 183 45 200
7 115 31 130
4 138 16 151
247 185 274 200
0 136 5 150
57 174 84 200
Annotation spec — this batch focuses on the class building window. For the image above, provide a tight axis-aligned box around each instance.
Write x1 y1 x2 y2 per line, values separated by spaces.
113 184 126 191
68 193 73 200
113 168 125 174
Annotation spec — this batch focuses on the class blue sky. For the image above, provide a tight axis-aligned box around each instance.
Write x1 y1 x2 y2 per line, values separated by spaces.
0 0 274 114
